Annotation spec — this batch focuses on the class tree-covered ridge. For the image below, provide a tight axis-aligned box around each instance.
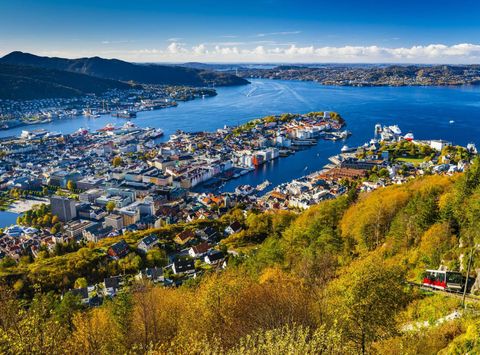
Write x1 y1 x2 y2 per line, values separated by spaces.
0 51 249 88
0 63 132 100
2 160 480 353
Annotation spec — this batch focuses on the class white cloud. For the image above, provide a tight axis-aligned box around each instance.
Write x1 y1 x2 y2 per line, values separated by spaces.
132 42 480 63
166 42 187 54
35 42 480 63
192 44 207 55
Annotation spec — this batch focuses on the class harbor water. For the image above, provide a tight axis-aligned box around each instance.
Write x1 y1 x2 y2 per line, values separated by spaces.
2 79 480 195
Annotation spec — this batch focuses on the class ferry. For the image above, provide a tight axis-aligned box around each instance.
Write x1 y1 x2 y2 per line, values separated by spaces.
149 128 164 138
256 180 271 192
113 110 137 119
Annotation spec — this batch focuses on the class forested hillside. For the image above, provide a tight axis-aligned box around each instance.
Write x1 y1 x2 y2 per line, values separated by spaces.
0 51 249 87
0 63 131 100
2 160 480 353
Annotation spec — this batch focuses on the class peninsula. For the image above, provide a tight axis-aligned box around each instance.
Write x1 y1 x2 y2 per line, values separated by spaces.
238 64 480 86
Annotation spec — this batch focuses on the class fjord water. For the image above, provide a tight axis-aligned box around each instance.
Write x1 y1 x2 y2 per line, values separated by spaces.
2 79 480 195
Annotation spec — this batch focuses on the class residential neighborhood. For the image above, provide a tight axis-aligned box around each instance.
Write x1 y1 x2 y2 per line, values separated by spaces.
0 111 477 304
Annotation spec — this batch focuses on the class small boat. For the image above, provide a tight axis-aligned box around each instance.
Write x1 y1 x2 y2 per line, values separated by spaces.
341 145 356 153
404 132 414 141
449 120 455 124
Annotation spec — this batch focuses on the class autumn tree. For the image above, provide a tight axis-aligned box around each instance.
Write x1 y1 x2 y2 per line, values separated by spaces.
327 255 409 354
67 180 76 191
106 200 116 212
112 156 123 167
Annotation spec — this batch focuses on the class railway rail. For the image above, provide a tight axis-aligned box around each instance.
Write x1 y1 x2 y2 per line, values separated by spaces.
407 281 480 303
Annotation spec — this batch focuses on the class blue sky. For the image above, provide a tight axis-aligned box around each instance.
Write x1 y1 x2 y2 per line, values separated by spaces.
1 0 480 63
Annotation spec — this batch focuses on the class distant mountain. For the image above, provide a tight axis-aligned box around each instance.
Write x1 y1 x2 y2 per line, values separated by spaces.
0 63 131 100
0 52 249 87
179 62 247 71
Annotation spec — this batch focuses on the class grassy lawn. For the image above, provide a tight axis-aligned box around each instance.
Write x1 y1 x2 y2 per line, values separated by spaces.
396 156 426 165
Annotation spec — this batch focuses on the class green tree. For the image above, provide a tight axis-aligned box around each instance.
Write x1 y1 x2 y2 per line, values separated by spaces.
145 249 167 267
74 277 88 289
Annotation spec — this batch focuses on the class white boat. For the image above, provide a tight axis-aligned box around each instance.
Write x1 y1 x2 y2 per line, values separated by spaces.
149 128 164 138
467 143 477 154
449 120 455 124
256 180 271 191
404 132 414 141
388 125 402 135
341 145 356 153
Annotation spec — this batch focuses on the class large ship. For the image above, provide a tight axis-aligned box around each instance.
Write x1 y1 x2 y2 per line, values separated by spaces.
113 110 137 119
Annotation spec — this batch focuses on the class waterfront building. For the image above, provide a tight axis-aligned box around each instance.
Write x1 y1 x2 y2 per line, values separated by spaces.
50 195 77 222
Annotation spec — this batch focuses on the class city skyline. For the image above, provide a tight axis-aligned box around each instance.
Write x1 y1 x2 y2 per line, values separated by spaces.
2 0 480 63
